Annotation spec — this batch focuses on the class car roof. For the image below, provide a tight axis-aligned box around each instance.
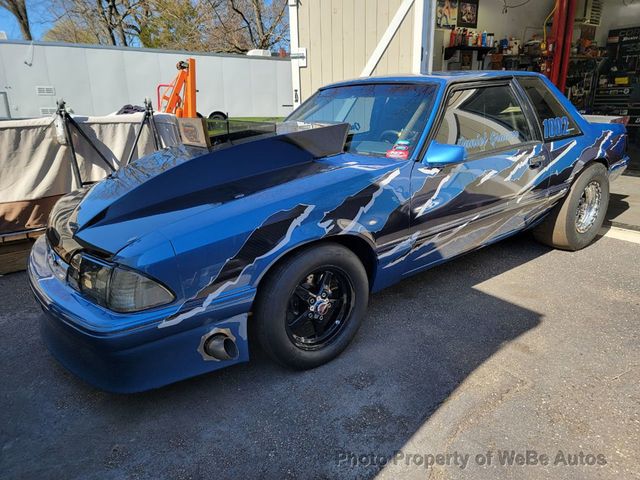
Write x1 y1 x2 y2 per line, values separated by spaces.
321 71 545 90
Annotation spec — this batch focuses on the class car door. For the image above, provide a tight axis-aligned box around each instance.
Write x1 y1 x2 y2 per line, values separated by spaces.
515 76 585 196
402 79 550 275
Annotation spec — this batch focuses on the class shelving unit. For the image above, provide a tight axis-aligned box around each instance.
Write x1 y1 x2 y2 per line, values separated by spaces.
592 83 640 128
591 27 640 132
443 46 494 62
565 57 605 113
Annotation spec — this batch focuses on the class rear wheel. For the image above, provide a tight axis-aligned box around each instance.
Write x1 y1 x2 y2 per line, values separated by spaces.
254 243 369 369
533 163 609 251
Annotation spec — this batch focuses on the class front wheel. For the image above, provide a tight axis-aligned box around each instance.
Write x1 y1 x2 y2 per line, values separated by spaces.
533 163 609 251
254 243 369 369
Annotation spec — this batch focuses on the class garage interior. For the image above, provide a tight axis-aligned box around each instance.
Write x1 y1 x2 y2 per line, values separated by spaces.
434 0 640 172
290 0 640 172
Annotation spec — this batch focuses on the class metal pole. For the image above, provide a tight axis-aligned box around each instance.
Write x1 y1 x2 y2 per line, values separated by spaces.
558 0 577 93
288 0 303 109
549 0 568 86
66 115 116 172
411 0 436 74
425 0 436 73
58 102 83 189
125 110 147 166
145 98 161 150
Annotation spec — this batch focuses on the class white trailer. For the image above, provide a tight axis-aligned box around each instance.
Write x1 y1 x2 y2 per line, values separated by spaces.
0 40 293 119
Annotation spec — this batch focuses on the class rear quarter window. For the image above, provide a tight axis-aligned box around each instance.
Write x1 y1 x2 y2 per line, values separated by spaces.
517 77 581 141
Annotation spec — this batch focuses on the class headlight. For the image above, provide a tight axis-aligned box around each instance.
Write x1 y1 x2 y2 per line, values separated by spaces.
68 253 174 313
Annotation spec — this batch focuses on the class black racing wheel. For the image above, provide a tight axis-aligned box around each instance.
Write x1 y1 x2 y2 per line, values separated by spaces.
253 243 369 369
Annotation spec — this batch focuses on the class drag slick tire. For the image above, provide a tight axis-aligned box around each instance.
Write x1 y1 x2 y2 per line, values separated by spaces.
254 243 369 369
533 163 609 251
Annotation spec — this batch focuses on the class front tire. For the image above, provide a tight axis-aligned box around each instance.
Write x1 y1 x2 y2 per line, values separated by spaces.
533 163 609 251
254 243 369 370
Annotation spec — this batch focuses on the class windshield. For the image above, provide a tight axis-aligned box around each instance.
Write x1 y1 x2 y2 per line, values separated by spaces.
286 83 438 159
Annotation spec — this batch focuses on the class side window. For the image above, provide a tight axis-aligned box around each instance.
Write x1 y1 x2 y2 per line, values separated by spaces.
517 77 580 141
434 84 533 156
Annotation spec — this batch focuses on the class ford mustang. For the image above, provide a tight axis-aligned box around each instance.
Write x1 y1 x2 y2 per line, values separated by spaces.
29 72 629 392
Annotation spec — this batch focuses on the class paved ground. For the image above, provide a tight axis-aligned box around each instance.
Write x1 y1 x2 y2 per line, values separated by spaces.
1 227 638 480
607 173 640 231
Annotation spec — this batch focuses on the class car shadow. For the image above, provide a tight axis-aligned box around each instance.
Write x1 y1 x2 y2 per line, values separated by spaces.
604 192 630 225
1 233 552 479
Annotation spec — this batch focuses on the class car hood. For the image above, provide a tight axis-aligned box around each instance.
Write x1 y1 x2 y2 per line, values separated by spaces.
47 123 351 260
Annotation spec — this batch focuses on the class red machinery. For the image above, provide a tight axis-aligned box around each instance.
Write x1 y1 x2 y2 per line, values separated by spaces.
157 58 197 118
542 0 577 93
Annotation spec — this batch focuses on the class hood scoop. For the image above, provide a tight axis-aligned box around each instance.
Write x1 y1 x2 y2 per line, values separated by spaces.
71 122 349 235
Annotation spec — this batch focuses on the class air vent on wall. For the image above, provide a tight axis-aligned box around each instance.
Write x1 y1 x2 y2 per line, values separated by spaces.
575 0 602 27
36 86 55 96
40 107 57 116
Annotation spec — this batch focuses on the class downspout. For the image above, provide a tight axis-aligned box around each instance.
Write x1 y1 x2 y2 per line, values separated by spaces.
412 0 436 74
288 0 303 110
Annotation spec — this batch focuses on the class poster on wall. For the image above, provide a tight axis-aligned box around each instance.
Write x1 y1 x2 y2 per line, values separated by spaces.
437 0 458 28
457 0 478 28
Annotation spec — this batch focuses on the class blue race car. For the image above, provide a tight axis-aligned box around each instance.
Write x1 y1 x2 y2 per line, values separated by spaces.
29 72 629 392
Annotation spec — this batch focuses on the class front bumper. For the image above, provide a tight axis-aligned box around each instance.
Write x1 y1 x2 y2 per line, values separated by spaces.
28 236 254 393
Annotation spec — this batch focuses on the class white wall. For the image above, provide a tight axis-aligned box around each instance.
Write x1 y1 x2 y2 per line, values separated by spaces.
595 0 640 45
473 0 555 42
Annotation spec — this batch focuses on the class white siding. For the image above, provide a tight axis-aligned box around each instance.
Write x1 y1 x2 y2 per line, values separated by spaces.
297 0 416 101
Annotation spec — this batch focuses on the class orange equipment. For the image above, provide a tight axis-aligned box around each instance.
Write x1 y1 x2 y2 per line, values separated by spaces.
157 58 197 118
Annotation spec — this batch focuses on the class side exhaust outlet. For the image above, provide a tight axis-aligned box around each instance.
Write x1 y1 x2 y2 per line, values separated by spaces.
204 333 239 361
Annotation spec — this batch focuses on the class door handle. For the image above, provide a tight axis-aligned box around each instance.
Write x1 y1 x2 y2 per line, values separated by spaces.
528 154 545 169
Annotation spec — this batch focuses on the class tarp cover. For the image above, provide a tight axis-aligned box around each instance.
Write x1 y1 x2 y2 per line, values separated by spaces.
0 113 179 235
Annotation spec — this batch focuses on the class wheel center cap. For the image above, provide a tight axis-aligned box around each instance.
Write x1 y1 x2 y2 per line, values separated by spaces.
315 301 330 316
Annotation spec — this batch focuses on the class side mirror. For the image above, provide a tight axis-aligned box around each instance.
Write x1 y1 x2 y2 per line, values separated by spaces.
422 140 466 166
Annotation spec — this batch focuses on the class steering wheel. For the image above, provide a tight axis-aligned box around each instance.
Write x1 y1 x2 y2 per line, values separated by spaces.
379 129 401 144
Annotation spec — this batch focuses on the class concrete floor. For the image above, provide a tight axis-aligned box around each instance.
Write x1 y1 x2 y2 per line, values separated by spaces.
1 229 638 480
607 173 640 231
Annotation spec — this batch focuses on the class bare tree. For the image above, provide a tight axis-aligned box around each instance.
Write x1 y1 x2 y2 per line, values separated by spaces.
134 0 211 51
206 0 288 53
47 0 149 46
43 17 98 43
0 0 33 40
43 0 288 54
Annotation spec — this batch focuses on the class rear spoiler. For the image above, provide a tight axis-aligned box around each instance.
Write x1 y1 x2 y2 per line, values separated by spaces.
583 114 629 125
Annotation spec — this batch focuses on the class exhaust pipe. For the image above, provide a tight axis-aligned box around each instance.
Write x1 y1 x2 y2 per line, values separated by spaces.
203 333 239 361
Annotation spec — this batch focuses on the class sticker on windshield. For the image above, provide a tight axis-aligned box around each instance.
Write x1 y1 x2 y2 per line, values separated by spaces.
386 141 411 159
